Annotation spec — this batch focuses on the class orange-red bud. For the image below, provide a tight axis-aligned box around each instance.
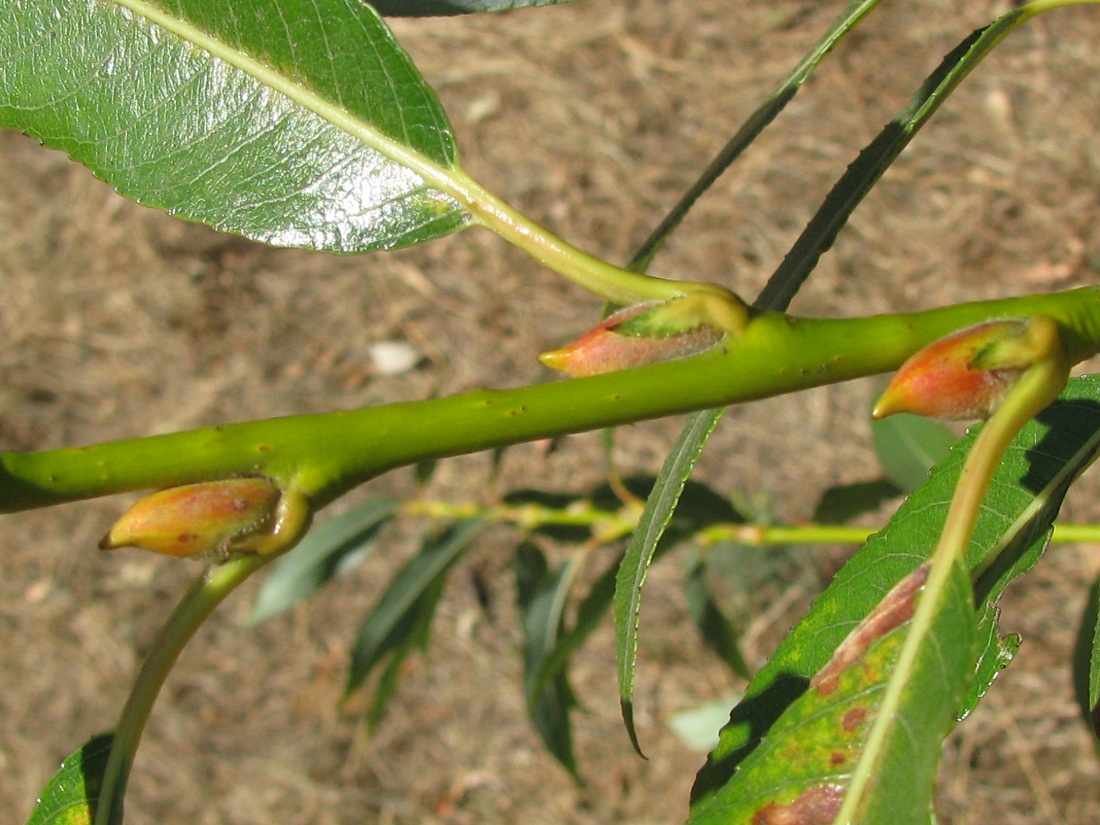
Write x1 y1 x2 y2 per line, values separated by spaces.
873 319 1035 421
539 301 724 377
99 478 283 559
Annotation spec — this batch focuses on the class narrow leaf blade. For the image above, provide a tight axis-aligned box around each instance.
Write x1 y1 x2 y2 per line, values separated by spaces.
1072 575 1100 740
247 497 400 625
347 518 485 693
515 542 582 777
0 0 468 252
614 409 721 754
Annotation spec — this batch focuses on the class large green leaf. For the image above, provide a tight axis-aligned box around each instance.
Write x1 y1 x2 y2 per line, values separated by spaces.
371 0 571 16
25 734 112 825
689 562 974 825
0 0 468 251
690 375 1100 820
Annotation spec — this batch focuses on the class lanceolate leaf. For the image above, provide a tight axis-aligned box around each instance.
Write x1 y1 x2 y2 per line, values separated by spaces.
612 0 889 750
515 542 582 777
371 0 572 16
690 375 1100 820
614 410 720 754
346 518 485 695
0 0 468 252
25 734 112 825
247 497 400 625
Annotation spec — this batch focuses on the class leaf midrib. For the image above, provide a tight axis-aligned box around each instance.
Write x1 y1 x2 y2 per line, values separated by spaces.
109 0 460 194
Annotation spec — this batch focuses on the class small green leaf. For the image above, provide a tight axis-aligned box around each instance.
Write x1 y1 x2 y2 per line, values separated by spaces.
684 560 751 681
370 0 572 15
346 518 485 695
25 734 113 825
365 569 448 729
1072 575 1100 740
248 498 400 625
515 542 582 778
871 411 957 492
812 478 903 525
615 409 722 755
0 0 468 252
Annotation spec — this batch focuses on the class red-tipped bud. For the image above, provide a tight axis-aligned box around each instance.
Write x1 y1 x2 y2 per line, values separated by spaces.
539 301 725 377
873 318 1046 421
99 478 283 559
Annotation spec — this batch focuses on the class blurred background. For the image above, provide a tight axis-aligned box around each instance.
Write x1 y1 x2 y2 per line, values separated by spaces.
2 1 1099 822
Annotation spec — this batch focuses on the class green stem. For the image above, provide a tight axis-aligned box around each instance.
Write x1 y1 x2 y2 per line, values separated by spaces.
94 554 272 825
4 288 1100 516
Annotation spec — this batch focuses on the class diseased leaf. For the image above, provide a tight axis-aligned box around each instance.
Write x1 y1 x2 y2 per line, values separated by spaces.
346 519 485 696
370 0 571 16
248 497 400 625
687 564 974 825
690 375 1100 819
515 542 581 777
0 0 468 252
25 734 112 825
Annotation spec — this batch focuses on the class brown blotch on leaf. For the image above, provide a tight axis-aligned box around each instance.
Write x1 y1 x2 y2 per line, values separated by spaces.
752 784 844 825
841 706 868 732
811 564 930 696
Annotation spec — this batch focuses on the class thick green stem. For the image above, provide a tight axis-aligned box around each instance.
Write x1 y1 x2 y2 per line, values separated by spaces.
94 554 272 825
4 288 1100 516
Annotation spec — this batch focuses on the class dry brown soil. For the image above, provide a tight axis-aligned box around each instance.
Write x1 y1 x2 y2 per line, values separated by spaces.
3 1 1100 823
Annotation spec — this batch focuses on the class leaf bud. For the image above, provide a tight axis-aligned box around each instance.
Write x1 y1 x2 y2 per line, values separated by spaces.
539 300 725 377
873 317 1060 421
99 478 284 560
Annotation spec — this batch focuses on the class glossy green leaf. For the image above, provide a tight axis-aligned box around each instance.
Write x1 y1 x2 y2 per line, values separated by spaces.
247 497 400 625
346 518 485 695
0 0 468 252
25 734 112 825
690 375 1100 820
515 542 581 777
371 0 571 16
1072 575 1100 740
871 411 957 492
